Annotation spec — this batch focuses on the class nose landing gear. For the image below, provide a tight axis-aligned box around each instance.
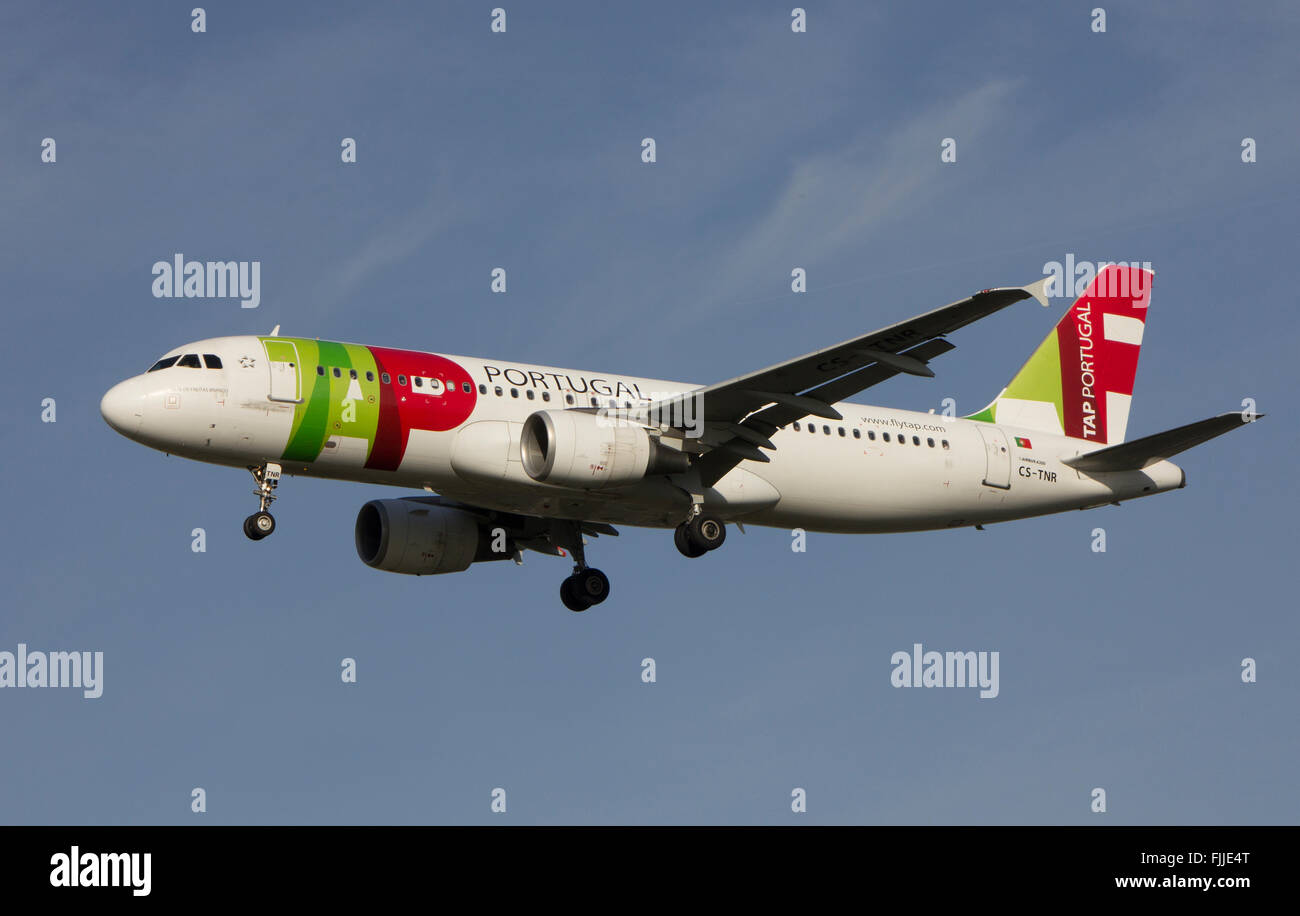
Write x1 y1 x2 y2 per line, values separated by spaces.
243 463 281 541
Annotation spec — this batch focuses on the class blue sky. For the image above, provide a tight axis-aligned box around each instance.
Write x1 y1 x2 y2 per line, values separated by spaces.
2 1 1297 824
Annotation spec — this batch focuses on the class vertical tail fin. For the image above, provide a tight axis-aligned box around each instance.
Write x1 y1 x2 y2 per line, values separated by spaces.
965 264 1153 445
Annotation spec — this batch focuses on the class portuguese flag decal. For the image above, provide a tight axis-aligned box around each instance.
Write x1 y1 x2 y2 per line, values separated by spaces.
1014 436 1032 449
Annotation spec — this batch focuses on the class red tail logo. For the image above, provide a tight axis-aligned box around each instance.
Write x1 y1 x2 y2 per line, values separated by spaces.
1056 265 1151 443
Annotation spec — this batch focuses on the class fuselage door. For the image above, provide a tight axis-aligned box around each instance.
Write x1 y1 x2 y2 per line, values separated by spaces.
977 425 1012 489
264 340 303 403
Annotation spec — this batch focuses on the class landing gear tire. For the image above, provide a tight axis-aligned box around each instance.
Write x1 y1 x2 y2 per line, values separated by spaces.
560 577 589 612
677 515 725 556
244 511 275 541
574 568 610 605
690 515 726 551
559 574 585 610
674 524 708 558
560 568 609 611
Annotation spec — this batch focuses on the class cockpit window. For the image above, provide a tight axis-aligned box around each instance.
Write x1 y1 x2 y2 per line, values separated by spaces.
147 356 179 372
202 354 223 369
176 354 202 369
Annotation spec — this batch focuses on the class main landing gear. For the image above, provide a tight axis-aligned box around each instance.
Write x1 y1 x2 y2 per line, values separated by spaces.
674 513 726 558
243 463 281 541
557 526 610 612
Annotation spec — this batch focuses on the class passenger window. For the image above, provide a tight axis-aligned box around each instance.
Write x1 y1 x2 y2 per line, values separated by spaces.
565 394 574 405
822 425 830 435
942 439 950 450
838 427 846 437
366 371 375 382
852 429 861 439
382 372 391 384
809 425 816 434
542 392 551 402
349 369 358 379
590 397 599 407
147 356 179 372
913 436 920 446
414 377 423 388
398 375 407 386
332 367 341 378
510 388 519 398
793 422 801 431
883 432 891 442
494 386 503 396
317 365 325 375
177 354 201 368
479 384 486 394
526 389 535 400
462 382 471 393
927 438 935 448
202 354 223 369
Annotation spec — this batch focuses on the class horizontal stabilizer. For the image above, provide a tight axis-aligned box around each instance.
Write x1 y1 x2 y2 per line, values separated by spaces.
1063 412 1261 472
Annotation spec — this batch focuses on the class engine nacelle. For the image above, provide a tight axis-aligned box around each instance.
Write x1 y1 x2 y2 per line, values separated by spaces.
520 409 689 489
354 500 507 575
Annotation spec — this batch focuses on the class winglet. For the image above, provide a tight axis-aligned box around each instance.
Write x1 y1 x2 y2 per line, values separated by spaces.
269 324 281 336
1020 276 1052 308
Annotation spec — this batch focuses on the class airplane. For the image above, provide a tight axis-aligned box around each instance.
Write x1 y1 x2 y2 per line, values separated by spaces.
100 265 1258 610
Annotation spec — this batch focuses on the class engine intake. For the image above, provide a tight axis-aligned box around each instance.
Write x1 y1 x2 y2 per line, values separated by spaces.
355 500 510 575
520 409 689 489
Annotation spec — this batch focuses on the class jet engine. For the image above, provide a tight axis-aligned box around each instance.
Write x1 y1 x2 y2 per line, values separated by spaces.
520 409 689 489
354 499 511 575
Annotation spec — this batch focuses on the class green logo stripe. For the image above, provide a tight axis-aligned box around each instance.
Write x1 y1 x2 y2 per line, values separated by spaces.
964 328 1064 426
313 340 354 460
321 343 380 459
341 344 380 457
281 339 330 462
998 327 1064 426
271 338 387 465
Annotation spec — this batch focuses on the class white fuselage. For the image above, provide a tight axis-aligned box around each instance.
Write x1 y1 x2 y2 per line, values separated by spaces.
101 335 1186 533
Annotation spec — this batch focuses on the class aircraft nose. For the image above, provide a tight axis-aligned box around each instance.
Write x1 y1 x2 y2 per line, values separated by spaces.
101 379 144 436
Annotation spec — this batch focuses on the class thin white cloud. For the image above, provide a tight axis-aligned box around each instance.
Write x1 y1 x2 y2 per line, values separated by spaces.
321 185 460 313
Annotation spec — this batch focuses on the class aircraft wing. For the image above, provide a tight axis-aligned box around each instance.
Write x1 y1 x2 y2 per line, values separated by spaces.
651 280 1046 487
